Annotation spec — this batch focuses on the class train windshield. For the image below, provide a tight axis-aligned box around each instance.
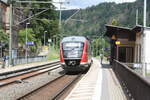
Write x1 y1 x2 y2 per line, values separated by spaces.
63 42 84 50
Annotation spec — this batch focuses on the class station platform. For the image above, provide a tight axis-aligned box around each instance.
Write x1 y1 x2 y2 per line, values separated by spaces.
0 60 57 74
65 58 127 100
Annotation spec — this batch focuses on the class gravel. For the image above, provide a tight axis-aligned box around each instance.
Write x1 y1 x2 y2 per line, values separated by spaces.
0 63 59 80
0 67 64 100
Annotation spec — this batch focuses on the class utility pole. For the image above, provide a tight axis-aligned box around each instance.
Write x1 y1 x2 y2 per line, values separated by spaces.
136 9 138 25
16 0 68 38
144 0 147 27
142 0 147 77
15 1 68 27
9 1 13 67
16 0 68 28
59 0 62 30
9 0 68 64
25 23 30 64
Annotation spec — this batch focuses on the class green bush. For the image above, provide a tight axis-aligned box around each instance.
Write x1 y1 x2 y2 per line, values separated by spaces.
47 47 59 60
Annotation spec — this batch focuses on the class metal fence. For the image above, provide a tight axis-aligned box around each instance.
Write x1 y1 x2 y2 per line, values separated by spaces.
123 63 150 76
0 58 4 68
112 60 150 100
3 56 47 67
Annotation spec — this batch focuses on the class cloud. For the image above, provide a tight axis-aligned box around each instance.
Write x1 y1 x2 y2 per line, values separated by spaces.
106 0 136 3
1 0 7 3
53 0 136 10
53 0 81 9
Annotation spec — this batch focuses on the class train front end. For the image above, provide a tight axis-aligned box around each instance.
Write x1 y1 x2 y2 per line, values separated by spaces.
60 36 90 72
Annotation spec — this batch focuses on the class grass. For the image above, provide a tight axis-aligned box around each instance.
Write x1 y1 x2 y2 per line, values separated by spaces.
146 71 150 76
47 47 59 60
95 56 100 59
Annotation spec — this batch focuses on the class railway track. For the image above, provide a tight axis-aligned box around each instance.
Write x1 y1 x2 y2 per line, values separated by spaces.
18 74 83 100
0 61 60 87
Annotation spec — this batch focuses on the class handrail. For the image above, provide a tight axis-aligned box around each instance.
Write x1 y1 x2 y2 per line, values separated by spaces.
112 60 150 100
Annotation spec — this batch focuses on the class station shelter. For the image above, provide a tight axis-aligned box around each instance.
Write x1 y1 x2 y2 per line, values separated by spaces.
105 25 142 64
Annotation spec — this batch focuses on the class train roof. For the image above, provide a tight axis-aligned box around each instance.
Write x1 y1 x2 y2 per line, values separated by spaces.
61 36 87 43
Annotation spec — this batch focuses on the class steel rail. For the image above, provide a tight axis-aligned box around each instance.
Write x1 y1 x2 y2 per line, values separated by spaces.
0 61 59 78
0 65 61 87
17 74 82 100
17 74 66 100
51 74 82 100
0 62 61 87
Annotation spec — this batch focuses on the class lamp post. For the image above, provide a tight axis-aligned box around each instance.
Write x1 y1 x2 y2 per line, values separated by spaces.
142 0 147 77
59 0 62 30
9 1 13 67
44 31 47 46
25 22 30 64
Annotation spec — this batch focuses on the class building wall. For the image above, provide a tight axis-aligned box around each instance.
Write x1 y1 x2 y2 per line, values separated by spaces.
134 28 150 70
144 28 150 68
5 7 9 34
6 7 25 49
134 32 142 63
0 0 25 57
12 8 25 49
0 1 7 31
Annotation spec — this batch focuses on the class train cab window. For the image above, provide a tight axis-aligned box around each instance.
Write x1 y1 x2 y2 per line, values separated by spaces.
63 42 84 50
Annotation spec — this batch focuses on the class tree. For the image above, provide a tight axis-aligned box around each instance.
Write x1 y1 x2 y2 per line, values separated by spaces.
18 28 39 54
0 30 8 43
16 0 59 47
112 19 119 26
0 29 9 57
0 29 9 47
19 28 36 46
27 0 59 46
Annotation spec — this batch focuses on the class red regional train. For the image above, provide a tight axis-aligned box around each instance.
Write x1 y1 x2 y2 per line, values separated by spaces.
60 36 92 72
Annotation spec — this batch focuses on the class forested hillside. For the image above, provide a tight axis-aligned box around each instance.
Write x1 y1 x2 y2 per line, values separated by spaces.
60 0 150 56
62 10 78 20
62 0 149 39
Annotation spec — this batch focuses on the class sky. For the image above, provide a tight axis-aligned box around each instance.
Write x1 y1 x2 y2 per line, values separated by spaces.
53 0 136 9
2 0 7 3
1 0 136 9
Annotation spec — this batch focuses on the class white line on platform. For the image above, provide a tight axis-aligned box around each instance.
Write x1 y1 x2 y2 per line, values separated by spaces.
92 61 102 100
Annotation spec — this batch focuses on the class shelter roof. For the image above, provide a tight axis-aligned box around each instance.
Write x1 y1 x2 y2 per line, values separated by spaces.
105 25 132 38
0 0 8 6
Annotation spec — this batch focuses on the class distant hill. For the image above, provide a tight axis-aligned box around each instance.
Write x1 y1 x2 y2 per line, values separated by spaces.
62 0 150 39
62 9 78 20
